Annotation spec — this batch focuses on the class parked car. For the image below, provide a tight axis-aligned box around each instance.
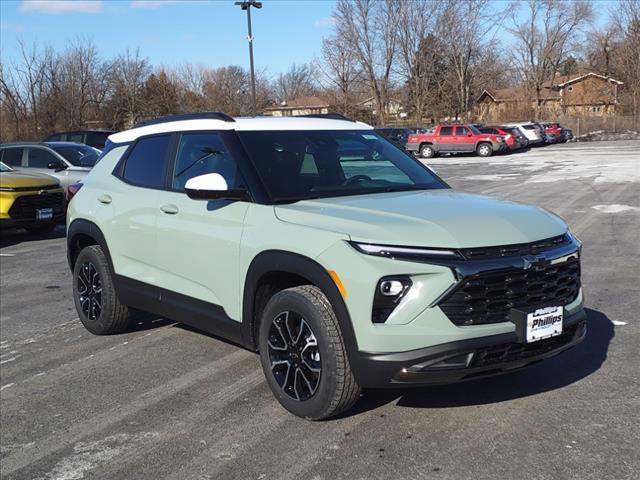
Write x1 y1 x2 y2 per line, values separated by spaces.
374 128 414 150
43 130 114 149
544 122 572 143
67 112 585 420
0 142 101 194
0 161 65 233
505 122 544 146
405 123 507 158
479 126 521 151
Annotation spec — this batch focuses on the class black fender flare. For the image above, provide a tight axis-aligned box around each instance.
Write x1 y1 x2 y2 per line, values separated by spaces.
241 250 359 361
67 219 114 274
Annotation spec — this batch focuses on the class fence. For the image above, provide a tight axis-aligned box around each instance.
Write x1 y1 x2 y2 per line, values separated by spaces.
556 114 640 137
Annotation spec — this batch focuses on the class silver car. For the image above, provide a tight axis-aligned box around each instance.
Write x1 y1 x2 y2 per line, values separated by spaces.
0 142 100 194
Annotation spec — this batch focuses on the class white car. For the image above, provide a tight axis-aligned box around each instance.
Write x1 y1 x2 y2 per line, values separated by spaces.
505 123 544 146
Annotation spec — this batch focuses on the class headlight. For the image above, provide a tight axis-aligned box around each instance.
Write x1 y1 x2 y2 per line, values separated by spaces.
349 241 462 260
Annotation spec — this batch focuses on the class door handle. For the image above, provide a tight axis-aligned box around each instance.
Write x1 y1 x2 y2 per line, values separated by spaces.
98 194 112 204
160 204 179 215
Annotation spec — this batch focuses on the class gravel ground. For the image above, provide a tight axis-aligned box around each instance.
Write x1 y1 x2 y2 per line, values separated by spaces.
1 140 638 480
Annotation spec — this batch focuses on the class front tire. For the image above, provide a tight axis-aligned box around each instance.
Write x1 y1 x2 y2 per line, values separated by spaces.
73 245 130 335
258 285 361 420
476 142 493 157
420 144 436 158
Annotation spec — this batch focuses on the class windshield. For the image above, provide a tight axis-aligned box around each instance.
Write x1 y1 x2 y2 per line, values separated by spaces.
50 145 101 167
238 130 447 203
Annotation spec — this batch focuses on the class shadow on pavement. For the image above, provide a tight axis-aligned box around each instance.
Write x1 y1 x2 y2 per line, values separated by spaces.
345 307 613 416
0 224 66 249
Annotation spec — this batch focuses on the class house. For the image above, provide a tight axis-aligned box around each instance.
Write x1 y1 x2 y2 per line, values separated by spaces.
263 96 330 117
477 71 624 122
356 96 406 119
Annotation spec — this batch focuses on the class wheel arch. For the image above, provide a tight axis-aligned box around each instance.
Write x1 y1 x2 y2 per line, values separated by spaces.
242 250 359 359
67 219 115 275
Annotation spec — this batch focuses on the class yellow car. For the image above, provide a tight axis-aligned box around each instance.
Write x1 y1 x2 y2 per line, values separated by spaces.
0 161 66 234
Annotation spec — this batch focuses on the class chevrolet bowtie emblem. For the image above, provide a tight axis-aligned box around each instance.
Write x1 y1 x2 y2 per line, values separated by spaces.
522 255 545 270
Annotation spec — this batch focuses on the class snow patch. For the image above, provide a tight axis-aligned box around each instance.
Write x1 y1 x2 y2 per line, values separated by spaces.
35 432 158 480
592 204 640 213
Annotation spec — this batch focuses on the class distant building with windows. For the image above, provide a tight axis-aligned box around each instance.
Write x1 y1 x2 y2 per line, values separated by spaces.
263 96 330 117
477 71 624 122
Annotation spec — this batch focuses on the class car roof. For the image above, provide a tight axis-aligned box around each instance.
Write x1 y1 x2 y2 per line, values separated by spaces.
0 142 92 148
47 129 114 134
109 116 373 144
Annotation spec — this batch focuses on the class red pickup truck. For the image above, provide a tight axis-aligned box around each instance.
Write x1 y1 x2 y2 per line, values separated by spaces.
405 124 507 158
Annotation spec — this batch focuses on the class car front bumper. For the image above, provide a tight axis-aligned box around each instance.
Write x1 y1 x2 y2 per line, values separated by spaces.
350 308 586 388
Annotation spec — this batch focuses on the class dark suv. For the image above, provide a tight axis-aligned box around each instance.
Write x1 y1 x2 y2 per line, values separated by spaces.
375 128 414 150
43 130 114 150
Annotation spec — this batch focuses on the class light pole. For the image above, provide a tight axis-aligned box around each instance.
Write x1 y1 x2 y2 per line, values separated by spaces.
235 0 262 114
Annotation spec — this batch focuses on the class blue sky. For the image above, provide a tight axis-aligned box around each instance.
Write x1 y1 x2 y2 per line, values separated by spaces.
0 0 615 80
0 0 336 77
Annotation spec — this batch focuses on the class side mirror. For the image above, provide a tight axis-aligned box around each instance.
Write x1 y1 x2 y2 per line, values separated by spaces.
467 133 473 137
48 161 67 170
184 173 248 201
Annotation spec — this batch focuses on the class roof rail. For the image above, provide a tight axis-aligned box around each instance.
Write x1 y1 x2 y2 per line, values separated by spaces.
134 112 235 128
298 113 355 122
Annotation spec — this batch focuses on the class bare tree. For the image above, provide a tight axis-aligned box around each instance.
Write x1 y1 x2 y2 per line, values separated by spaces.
275 63 317 103
108 49 151 128
509 0 594 119
333 0 399 124
611 0 640 118
396 0 447 122
318 35 362 115
438 0 504 120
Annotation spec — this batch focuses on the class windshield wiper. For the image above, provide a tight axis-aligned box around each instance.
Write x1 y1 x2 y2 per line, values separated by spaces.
175 148 222 177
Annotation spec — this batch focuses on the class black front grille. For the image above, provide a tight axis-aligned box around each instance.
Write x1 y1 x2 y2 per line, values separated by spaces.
459 234 569 260
8 192 65 220
469 321 583 368
440 257 580 326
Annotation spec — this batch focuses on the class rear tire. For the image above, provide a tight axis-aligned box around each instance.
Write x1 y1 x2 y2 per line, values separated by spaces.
258 285 361 420
24 223 57 235
476 142 493 157
420 144 436 158
73 245 130 335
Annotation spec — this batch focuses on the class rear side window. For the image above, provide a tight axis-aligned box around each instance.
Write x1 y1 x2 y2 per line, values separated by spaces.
122 135 171 188
46 134 63 142
1 148 24 166
523 125 536 130
67 133 85 143
27 148 58 168
440 126 453 136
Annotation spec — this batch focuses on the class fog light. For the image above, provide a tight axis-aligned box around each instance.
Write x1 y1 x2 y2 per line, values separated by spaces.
372 276 412 323
380 280 406 296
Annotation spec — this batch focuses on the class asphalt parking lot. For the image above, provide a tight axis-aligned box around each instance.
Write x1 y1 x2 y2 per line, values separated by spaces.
1 140 638 480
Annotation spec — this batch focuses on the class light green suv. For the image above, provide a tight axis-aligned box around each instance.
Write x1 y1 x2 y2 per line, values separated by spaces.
67 113 586 420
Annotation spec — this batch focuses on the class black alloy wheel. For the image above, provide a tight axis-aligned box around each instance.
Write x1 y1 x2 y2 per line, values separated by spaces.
267 311 321 401
77 261 102 321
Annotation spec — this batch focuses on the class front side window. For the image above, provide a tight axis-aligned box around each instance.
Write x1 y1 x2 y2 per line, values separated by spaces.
1 148 24 167
172 133 240 191
456 127 469 136
122 135 171 188
27 148 58 168
67 133 84 143
238 130 446 202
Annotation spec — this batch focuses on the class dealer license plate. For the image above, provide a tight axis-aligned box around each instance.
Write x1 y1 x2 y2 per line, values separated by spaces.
36 208 53 221
526 306 563 343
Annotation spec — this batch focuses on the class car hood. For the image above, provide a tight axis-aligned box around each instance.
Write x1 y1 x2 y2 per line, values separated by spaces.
274 190 567 248
0 170 60 189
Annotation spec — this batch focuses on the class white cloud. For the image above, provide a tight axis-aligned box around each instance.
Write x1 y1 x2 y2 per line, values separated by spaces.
130 0 177 8
314 17 336 28
20 0 103 14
